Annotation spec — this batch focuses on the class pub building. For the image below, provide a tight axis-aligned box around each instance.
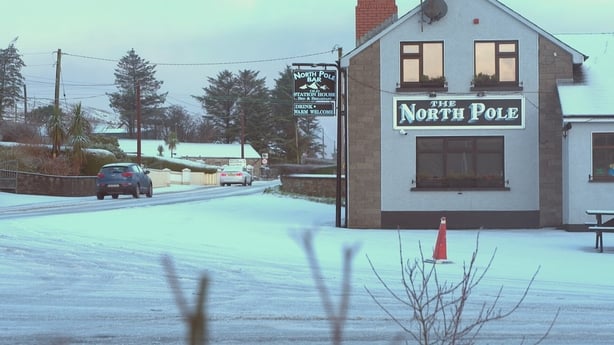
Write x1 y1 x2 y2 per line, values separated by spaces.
341 0 613 229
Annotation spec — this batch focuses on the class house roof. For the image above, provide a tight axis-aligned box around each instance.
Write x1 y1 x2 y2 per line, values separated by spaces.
342 0 586 64
117 139 262 160
557 33 614 118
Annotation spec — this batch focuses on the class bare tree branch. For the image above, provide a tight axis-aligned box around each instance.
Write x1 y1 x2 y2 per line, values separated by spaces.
299 230 359 345
162 255 209 345
365 231 557 345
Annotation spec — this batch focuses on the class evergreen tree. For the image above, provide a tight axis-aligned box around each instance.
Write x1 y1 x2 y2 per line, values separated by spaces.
107 49 167 137
270 66 323 163
193 70 238 144
234 69 271 156
298 114 323 159
0 38 25 120
270 66 297 162
26 104 55 125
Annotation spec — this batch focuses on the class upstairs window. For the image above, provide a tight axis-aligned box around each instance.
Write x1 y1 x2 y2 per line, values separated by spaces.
416 136 505 189
592 133 614 181
473 41 519 88
400 42 445 89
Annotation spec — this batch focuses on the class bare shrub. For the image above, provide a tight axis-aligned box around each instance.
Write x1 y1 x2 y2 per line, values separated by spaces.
299 230 359 345
162 255 209 345
365 232 559 345
0 121 43 143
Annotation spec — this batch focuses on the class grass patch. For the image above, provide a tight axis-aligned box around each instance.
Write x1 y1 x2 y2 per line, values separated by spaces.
264 185 336 205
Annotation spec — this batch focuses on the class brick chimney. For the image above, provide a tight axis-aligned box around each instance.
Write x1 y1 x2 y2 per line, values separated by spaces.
355 0 398 45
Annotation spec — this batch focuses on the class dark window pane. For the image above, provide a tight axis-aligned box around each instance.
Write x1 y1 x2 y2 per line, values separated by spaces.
417 137 443 151
592 133 614 179
416 136 504 188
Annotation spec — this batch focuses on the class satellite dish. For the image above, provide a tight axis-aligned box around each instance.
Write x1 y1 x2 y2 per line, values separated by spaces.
422 0 448 23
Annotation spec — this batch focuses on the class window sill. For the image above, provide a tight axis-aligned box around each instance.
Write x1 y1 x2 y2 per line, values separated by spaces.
411 187 510 191
589 177 614 182
397 86 448 93
470 85 523 92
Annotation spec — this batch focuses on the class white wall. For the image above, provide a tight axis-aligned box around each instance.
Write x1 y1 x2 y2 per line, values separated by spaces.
377 0 540 212
563 122 614 225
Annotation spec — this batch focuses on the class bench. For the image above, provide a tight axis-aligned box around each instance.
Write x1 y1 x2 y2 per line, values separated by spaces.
587 226 614 252
585 210 614 253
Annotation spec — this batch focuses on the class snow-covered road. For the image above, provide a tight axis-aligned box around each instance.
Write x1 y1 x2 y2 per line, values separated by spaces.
1 190 613 344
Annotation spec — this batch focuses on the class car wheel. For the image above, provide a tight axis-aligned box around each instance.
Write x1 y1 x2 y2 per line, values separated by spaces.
96 193 104 200
112 194 119 199
133 184 140 198
146 183 153 198
242 179 247 186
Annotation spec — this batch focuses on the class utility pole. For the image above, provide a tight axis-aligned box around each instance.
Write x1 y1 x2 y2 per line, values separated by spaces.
240 108 245 159
335 47 344 228
136 82 142 166
54 49 61 113
23 85 27 123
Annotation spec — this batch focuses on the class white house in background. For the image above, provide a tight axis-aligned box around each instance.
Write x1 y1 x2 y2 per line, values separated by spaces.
117 139 262 173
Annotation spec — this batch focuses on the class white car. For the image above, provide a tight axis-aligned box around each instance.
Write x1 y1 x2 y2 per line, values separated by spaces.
219 165 252 186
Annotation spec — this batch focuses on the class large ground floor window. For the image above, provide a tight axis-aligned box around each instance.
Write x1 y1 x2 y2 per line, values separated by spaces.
416 136 505 189
592 133 614 181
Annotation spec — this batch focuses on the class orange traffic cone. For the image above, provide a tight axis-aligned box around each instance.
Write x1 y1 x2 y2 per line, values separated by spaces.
428 217 452 264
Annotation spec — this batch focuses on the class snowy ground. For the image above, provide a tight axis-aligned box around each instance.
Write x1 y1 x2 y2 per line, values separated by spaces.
1 186 614 344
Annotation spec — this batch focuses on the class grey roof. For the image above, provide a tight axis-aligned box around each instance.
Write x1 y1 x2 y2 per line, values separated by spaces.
557 33 614 118
118 139 261 159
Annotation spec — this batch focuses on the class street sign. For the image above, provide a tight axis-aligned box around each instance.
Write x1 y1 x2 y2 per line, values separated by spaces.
293 69 336 103
294 102 335 116
292 69 337 117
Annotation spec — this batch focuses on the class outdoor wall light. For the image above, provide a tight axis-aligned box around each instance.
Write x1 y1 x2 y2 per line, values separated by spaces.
562 122 572 138
399 129 408 136
429 92 437 98
476 91 486 97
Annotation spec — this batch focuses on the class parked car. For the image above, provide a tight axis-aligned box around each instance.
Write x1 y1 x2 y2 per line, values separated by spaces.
96 163 153 199
219 165 252 186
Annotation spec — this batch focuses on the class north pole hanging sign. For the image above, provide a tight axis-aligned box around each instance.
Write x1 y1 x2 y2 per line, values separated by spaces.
293 69 336 116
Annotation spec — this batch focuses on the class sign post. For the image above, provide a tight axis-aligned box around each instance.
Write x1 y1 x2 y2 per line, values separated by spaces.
293 48 345 227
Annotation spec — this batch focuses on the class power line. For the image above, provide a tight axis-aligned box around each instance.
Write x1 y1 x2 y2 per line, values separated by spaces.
62 48 337 66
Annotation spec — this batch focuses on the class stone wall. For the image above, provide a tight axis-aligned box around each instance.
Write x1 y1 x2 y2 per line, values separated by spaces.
346 40 382 228
538 35 574 227
15 171 96 197
280 174 345 199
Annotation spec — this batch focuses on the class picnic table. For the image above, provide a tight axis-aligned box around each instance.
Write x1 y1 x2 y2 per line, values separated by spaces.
585 209 614 252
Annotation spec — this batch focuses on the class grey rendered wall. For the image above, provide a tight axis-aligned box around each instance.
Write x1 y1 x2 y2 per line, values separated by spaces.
378 0 540 224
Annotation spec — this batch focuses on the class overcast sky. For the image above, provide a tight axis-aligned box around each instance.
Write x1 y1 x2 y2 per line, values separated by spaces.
2 0 612 145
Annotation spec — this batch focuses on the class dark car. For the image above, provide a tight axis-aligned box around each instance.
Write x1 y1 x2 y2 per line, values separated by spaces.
96 163 153 200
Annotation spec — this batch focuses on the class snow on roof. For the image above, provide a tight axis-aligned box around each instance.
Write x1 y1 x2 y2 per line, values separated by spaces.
117 139 261 159
556 33 614 118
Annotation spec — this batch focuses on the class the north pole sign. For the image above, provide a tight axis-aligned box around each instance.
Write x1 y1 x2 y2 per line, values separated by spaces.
293 69 336 102
394 96 524 129
293 69 337 116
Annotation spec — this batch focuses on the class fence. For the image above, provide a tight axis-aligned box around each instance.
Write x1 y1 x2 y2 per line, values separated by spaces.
148 168 219 188
0 160 18 192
